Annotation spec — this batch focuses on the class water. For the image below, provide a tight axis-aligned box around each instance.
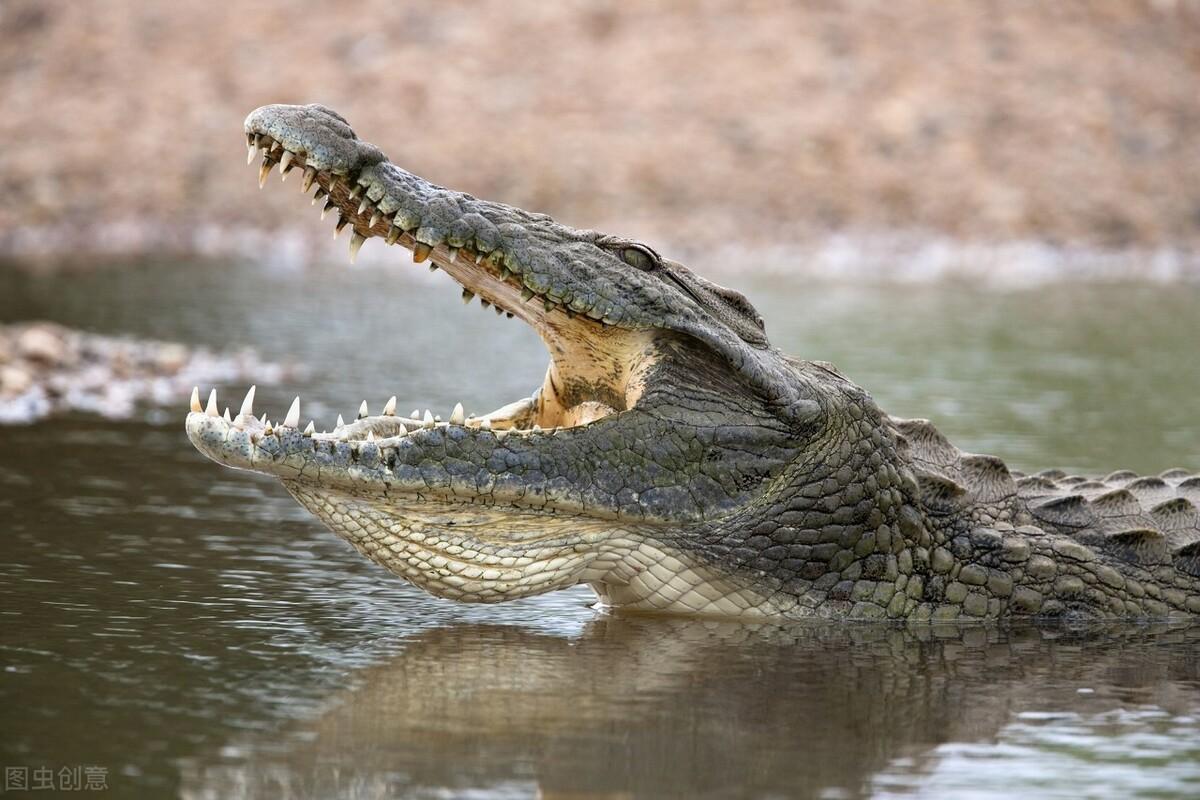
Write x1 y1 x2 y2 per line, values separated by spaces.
1 258 1198 798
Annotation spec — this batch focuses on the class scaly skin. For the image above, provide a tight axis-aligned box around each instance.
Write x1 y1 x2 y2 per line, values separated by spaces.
187 104 1200 621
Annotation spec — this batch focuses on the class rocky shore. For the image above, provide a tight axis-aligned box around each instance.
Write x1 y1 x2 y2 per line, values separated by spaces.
0 322 291 425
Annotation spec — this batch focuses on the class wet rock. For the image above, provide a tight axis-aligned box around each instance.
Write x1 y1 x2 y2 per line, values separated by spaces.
0 322 298 425
0 365 33 395
17 326 69 364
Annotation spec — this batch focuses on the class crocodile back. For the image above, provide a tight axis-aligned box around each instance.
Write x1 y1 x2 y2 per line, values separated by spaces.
889 417 1200 578
1018 469 1200 574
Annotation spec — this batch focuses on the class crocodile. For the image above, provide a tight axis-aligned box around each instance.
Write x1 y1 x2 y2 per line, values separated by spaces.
186 103 1200 621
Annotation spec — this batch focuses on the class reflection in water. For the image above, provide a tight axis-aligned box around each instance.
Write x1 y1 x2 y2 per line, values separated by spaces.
1 260 1199 797
180 619 1200 799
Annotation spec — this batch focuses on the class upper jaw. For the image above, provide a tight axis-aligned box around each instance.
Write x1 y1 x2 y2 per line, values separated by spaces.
242 105 680 450
246 104 657 330
244 103 819 427
247 105 669 379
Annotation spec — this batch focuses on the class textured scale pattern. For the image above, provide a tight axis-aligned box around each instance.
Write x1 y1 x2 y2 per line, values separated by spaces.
880 417 1200 619
1020 469 1200 573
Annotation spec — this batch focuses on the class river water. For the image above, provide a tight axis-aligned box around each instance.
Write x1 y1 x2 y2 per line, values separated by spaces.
1 259 1198 798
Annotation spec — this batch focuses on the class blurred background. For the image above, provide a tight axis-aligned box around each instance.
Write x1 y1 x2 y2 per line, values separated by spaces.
2 0 1200 269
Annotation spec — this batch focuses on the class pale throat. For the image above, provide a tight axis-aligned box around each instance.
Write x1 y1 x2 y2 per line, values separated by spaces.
533 322 661 429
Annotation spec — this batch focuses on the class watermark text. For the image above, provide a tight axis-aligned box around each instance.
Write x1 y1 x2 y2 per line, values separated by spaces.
4 766 107 792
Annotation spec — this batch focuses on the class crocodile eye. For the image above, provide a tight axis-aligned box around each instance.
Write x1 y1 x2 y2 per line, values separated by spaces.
621 246 657 271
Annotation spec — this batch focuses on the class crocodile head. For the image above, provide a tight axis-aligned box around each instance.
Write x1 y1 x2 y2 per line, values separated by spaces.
186 104 906 617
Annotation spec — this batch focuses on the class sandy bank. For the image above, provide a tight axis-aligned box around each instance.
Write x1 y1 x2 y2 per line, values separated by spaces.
1 1 1199 270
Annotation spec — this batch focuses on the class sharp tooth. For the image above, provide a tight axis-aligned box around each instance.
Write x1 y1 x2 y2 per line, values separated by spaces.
260 413 268 424
494 305 503 316
301 166 318 192
398 423 408 435
349 183 364 200
369 211 380 228
284 396 300 428
521 288 535 302
321 200 335 220
234 416 245 430
480 299 491 309
358 400 369 419
423 409 435 428
258 157 275 187
205 388 219 417
304 420 315 436
265 423 274 435
223 407 232 422
349 231 367 263
334 216 350 237
357 198 370 215
449 248 459 263
253 133 264 149
412 242 433 262
240 385 256 417
367 431 375 443
480 418 492 430
279 150 294 179
190 386 201 413
247 144 257 165
336 414 345 429
383 396 397 416
449 402 465 425
268 139 281 154
462 289 475 304
475 253 484 264
428 263 438 273
385 226 401 245
495 428 508 441
500 267 513 281
312 187 327 205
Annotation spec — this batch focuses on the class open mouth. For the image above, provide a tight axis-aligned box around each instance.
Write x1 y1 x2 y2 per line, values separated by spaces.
186 129 658 450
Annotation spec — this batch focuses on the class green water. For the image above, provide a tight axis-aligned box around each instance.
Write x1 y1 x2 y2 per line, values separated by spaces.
0 259 1198 798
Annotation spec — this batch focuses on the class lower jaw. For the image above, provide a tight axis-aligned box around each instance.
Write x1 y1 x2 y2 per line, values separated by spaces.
285 479 789 616
285 480 629 602
324 391 618 444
